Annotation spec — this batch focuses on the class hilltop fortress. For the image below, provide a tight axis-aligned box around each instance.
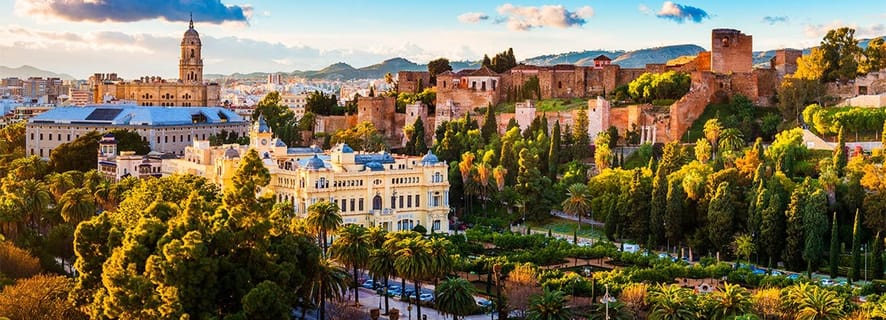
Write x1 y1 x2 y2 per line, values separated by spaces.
315 28 800 147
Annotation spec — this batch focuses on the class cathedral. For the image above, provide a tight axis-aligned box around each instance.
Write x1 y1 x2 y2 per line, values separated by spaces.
89 17 220 107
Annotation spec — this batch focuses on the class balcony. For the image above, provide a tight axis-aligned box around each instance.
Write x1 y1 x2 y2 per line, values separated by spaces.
369 208 394 215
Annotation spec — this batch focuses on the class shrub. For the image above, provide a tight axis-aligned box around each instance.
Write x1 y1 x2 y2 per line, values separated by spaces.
0 242 40 279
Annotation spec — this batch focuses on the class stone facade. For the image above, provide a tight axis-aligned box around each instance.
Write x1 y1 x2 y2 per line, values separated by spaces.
398 71 430 94
91 18 220 107
711 29 753 74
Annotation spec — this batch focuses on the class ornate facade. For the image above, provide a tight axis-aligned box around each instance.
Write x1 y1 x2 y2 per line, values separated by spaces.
162 116 452 232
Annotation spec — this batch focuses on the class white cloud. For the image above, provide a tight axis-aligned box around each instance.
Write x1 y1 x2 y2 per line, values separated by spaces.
457 12 489 24
496 3 594 31
638 4 652 15
655 1 709 23
804 20 885 39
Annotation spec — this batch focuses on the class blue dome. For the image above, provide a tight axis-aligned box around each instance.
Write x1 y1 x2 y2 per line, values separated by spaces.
365 161 384 171
305 154 325 170
254 115 271 133
421 150 439 165
275 139 287 148
338 143 354 153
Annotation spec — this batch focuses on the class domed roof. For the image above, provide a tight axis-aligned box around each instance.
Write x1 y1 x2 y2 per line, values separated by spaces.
335 143 354 153
224 147 240 159
305 154 325 170
365 161 384 171
183 16 200 39
254 115 271 133
275 139 288 148
421 150 439 165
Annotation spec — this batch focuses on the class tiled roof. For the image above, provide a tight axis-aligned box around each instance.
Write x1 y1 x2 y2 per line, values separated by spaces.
29 105 245 126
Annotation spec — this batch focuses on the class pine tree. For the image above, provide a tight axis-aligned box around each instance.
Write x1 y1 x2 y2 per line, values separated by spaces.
411 117 427 155
833 126 847 176
830 212 840 278
481 103 498 143
548 121 561 180
760 193 785 268
573 109 591 160
506 118 519 131
850 210 862 282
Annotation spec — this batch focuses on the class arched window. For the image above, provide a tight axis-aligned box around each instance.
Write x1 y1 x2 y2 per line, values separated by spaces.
190 49 195 58
372 195 382 210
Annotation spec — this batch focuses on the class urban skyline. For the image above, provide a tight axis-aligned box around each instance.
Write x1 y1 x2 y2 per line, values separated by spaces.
2 0 885 79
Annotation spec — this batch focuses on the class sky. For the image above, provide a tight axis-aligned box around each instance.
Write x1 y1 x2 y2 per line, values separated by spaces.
2 0 885 79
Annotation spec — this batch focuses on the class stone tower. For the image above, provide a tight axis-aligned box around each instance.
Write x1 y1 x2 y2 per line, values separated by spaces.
587 96 610 139
515 100 536 132
180 14 204 83
711 29 752 74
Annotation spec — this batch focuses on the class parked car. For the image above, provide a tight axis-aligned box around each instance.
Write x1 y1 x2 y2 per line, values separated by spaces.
362 279 375 289
386 285 402 297
787 273 800 280
476 298 493 308
820 278 835 286
418 293 434 302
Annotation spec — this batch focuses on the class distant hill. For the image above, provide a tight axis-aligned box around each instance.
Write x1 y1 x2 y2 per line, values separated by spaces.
0 65 76 81
522 50 624 66
521 45 705 68
207 58 481 81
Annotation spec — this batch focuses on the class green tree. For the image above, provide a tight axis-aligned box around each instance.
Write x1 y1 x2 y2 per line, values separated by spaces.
562 183 592 231
242 281 291 320
872 232 884 280
548 120 561 180
695 138 712 163
626 169 651 240
648 284 697 320
311 258 350 320
649 166 668 246
861 38 886 74
594 132 612 172
705 283 751 320
108 129 151 155
526 288 573 320
703 119 722 160
833 127 847 177
707 182 736 256
49 131 102 172
59 187 96 225
850 209 862 282
516 148 552 221
784 184 808 271
305 91 342 116
481 103 498 143
427 58 452 85
394 236 432 320
664 177 685 246
435 277 477 320
368 247 396 314
829 212 840 278
802 186 829 276
307 200 342 257
718 128 745 156
732 234 755 265
795 285 845 320
820 27 860 82
573 109 591 160
329 224 370 306
331 121 387 152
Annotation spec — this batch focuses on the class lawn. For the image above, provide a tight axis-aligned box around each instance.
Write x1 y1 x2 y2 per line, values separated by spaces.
491 98 587 114
525 216 605 239
680 103 779 143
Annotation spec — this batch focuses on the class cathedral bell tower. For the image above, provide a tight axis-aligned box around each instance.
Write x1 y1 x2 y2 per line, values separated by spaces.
180 14 204 84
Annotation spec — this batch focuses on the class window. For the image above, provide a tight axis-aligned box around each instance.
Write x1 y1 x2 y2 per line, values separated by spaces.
432 220 441 231
391 195 396 209
350 199 356 212
359 198 364 211
372 195 382 210
415 195 420 207
407 195 412 208
399 195 404 209
341 199 347 212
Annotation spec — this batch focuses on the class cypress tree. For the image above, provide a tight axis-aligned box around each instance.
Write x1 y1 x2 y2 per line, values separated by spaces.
649 167 668 246
760 193 784 269
506 118 519 131
873 231 884 280
664 177 684 247
850 209 862 282
833 126 847 176
830 212 840 278
626 169 650 240
784 184 806 271
481 103 498 143
881 120 886 149
802 187 828 276
548 121 561 180
411 117 427 155
707 182 736 257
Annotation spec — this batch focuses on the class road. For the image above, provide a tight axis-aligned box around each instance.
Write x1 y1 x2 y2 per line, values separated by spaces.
353 287 498 320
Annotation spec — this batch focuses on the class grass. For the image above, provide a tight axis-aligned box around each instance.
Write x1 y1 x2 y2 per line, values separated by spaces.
681 103 780 143
491 98 587 114
526 216 605 239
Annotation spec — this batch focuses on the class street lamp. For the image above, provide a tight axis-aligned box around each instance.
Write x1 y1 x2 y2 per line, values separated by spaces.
864 244 868 283
602 284 616 320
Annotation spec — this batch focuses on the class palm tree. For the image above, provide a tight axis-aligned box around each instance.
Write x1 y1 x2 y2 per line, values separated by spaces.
475 163 491 209
718 128 746 156
562 183 592 231
648 284 698 320
306 200 342 257
329 224 370 306
59 187 96 225
368 248 396 314
426 237 454 286
45 172 74 201
14 179 53 231
384 230 418 299
435 277 477 320
310 258 349 320
794 285 844 320
526 288 573 320
459 152 475 215
706 283 752 320
394 236 432 320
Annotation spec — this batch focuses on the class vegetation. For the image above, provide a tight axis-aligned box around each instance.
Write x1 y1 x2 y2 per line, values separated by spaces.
627 71 691 103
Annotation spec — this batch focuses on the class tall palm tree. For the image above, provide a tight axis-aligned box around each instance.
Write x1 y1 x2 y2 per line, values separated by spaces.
309 258 349 320
306 200 342 257
718 128 746 156
394 236 432 320
368 248 396 314
706 283 751 320
59 187 96 225
475 163 491 209
794 285 844 320
648 284 698 320
435 277 477 320
329 224 370 306
45 172 74 201
526 288 573 320
365 226 388 249
459 152 475 215
81 169 105 192
384 230 418 299
562 183 592 231
14 179 53 231
426 237 453 286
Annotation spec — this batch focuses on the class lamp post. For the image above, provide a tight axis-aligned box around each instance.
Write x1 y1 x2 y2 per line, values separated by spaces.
864 244 868 283
602 284 616 320
407 304 412 320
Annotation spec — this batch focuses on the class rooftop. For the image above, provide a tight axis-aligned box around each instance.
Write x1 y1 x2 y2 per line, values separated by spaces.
29 105 245 126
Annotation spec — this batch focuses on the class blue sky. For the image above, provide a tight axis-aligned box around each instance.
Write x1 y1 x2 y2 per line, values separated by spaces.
2 0 885 79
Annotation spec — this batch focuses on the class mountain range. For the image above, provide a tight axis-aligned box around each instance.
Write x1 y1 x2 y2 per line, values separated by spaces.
7 36 885 82
0 65 76 81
